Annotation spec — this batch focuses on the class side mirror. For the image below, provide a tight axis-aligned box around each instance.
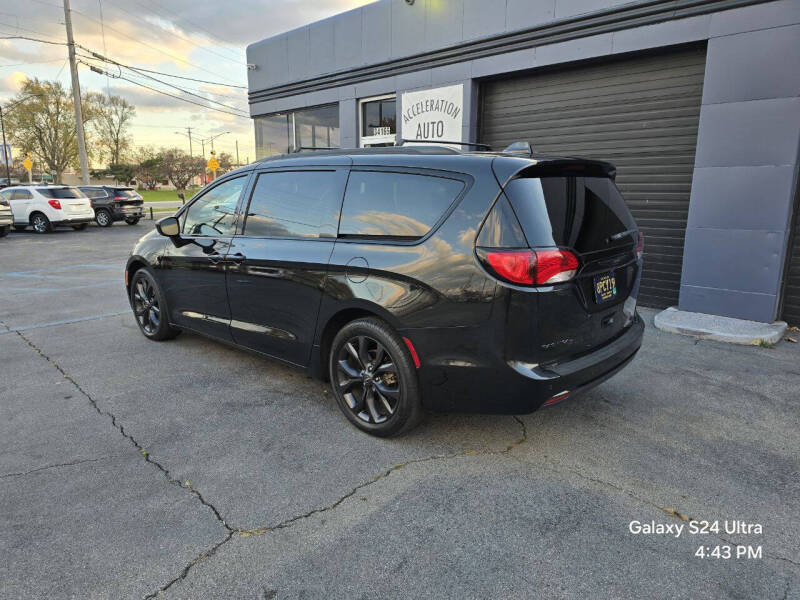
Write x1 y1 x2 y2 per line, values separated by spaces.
155 216 180 237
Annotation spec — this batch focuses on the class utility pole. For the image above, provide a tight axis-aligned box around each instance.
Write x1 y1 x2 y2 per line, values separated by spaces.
235 139 240 167
63 0 89 184
186 127 193 157
0 105 10 183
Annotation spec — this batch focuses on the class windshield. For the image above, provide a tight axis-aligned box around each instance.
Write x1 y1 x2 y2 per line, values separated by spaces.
38 187 86 199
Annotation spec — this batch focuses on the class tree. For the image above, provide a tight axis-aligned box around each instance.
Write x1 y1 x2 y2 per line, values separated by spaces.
215 152 234 175
161 148 203 191
90 93 135 166
5 78 96 183
133 147 165 190
108 163 136 184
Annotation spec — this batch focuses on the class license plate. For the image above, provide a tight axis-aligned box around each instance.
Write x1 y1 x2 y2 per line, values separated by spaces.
593 272 617 304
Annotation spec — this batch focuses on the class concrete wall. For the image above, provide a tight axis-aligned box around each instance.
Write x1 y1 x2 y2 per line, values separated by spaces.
246 0 800 322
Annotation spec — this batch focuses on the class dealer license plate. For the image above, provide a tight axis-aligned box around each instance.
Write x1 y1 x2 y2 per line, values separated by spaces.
593 272 617 304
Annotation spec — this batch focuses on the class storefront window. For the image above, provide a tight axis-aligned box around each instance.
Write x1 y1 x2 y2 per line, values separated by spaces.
360 95 396 147
254 104 340 159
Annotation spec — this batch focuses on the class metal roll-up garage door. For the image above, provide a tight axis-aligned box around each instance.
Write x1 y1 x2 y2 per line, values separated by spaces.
480 45 707 308
781 199 800 325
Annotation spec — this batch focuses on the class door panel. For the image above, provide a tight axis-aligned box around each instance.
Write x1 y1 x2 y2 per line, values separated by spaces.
226 238 335 365
159 174 250 341
160 236 233 340
225 167 347 365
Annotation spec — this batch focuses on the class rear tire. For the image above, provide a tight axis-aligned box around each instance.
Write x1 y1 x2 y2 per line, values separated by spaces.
95 209 112 227
0 225 9 237
71 223 88 231
129 268 181 341
329 317 422 437
125 217 140 225
30 212 52 233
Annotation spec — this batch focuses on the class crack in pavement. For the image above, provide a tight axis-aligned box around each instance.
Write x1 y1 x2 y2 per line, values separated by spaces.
9 328 238 589
0 456 110 479
145 415 529 598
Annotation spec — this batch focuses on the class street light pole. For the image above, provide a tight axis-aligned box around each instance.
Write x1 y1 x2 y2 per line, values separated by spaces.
235 139 239 167
63 0 90 184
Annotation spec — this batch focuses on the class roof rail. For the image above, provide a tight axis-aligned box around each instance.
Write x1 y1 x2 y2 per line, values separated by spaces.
400 139 492 150
255 145 462 163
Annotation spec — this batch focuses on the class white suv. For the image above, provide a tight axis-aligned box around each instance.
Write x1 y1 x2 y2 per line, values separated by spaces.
0 186 95 233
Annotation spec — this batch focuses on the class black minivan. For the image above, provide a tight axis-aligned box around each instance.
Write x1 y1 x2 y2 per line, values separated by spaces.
126 146 644 436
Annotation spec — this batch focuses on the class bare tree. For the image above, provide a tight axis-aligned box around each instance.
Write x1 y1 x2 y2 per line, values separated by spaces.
90 93 136 166
133 146 165 190
5 78 96 183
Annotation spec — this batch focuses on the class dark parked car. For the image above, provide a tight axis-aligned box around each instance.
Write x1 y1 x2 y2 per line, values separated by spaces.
125 145 644 436
78 186 143 226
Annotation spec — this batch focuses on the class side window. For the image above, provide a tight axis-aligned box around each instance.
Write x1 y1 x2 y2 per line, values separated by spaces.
339 171 464 240
243 170 343 238
182 176 246 236
12 190 32 200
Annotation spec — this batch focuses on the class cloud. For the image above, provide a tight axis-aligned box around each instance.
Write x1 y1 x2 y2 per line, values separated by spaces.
0 71 27 93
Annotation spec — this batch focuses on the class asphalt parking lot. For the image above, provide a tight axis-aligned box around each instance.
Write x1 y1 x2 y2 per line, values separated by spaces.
1 223 799 599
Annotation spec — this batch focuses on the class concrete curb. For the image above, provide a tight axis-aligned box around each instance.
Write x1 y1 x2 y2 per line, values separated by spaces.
654 307 787 346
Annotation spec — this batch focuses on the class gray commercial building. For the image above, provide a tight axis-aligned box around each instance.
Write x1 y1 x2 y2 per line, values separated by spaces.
246 0 800 325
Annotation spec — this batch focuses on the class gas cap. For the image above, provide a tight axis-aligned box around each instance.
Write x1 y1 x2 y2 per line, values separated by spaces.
345 256 369 283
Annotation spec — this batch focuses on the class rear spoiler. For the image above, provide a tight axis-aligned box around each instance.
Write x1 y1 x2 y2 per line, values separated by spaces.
493 156 617 186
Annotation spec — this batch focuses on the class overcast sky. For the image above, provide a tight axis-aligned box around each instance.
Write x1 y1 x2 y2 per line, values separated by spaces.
0 0 373 164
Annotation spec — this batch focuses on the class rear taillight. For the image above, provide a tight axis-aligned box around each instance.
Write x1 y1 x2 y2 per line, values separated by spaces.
48 199 62 209
635 232 644 261
480 248 579 286
114 196 126 201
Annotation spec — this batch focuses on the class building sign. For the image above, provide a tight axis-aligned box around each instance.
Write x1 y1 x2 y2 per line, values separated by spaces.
401 84 463 145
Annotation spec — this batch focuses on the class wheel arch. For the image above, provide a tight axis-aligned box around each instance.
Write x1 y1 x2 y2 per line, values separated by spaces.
125 257 149 294
314 304 400 381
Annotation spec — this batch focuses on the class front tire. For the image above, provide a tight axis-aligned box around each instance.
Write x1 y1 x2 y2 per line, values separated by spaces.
125 217 140 225
71 223 88 231
329 318 422 437
95 209 112 227
30 212 52 233
130 269 181 341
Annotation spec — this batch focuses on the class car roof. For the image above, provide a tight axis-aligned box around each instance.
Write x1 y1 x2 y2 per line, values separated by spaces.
3 185 71 190
242 145 616 180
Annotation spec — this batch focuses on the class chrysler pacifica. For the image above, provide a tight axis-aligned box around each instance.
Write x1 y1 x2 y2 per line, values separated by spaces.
125 145 644 436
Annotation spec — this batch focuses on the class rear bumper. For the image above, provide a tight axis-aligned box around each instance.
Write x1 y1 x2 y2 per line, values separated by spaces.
416 314 644 414
113 206 143 219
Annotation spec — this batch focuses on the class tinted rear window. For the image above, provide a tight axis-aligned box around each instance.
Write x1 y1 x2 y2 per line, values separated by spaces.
504 176 636 253
339 171 464 240
114 189 138 198
38 187 85 199
243 170 343 238
82 188 107 198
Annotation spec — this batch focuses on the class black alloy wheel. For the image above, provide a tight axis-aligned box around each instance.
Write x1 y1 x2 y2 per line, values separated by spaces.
329 318 422 436
31 213 52 233
130 269 180 341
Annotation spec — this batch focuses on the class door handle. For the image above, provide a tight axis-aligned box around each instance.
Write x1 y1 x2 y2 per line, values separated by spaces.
228 252 246 264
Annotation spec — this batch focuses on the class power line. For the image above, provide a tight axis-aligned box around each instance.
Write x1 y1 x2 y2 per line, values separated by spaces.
0 58 66 68
0 35 65 45
76 47 246 89
78 53 247 113
82 62 250 119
